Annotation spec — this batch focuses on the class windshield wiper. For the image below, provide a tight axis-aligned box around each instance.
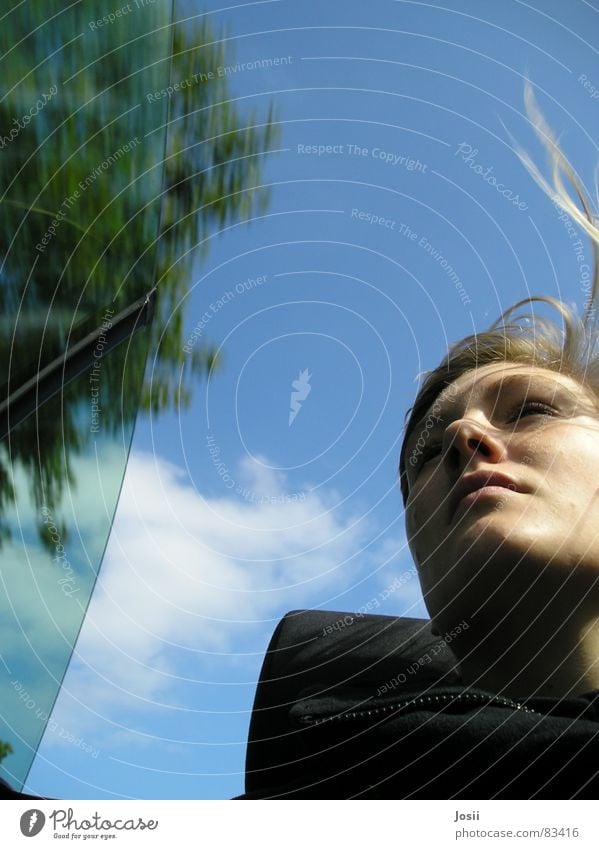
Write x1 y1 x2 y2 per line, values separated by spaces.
0 286 156 440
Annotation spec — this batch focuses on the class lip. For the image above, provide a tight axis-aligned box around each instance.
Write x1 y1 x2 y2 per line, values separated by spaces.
450 471 522 520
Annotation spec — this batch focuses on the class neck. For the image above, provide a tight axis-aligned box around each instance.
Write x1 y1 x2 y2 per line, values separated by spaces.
452 609 599 701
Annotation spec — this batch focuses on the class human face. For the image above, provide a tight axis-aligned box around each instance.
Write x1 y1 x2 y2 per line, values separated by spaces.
404 363 599 633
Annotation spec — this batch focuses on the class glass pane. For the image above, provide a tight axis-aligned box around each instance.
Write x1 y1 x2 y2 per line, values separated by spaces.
0 0 172 790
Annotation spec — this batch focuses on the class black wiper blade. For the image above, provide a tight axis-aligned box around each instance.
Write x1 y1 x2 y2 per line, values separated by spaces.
0 286 156 441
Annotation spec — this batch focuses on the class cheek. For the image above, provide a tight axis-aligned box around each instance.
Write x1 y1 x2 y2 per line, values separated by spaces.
406 501 428 540
406 479 436 522
547 442 599 497
406 502 442 569
408 503 420 526
405 505 423 561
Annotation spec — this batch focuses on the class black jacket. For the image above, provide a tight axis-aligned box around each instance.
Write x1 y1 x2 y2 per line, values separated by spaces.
240 610 599 799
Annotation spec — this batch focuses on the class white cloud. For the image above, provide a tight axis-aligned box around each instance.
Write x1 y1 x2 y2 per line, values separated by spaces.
39 450 423 756
50 453 384 714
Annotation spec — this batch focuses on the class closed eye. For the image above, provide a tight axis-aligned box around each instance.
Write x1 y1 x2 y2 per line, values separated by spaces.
508 400 558 421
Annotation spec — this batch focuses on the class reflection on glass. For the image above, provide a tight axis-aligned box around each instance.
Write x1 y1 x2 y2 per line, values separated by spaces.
0 0 171 789
1 0 279 793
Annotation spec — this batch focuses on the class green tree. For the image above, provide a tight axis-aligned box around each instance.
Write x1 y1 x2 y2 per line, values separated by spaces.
0 741 13 765
0 4 279 532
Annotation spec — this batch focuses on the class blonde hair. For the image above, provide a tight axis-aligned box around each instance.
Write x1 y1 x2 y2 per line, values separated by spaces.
398 83 599 504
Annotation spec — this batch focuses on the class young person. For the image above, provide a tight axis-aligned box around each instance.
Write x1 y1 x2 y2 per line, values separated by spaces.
240 87 599 798
398 86 599 707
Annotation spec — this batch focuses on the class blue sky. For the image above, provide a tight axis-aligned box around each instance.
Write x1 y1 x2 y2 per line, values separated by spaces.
25 0 598 799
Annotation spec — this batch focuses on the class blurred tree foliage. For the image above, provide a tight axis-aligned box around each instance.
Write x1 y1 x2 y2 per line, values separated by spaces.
0 2 279 533
0 740 13 764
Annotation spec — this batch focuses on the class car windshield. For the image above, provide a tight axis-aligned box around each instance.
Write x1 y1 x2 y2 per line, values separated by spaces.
0 0 171 789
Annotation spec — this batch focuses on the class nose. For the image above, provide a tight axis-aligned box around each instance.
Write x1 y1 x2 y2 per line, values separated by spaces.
442 416 507 473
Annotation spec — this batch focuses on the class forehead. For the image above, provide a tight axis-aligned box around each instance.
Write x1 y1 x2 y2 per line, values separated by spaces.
433 362 591 413
426 363 597 424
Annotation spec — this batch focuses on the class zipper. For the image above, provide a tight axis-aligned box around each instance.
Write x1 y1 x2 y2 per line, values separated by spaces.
298 690 541 727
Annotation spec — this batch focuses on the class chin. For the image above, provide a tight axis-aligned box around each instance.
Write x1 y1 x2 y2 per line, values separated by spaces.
451 506 541 554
